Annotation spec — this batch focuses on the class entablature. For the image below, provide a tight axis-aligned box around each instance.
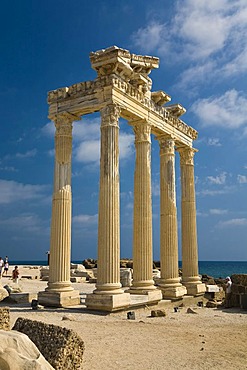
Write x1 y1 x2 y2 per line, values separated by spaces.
48 74 197 147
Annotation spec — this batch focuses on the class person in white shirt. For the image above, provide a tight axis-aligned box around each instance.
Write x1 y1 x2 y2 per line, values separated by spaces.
225 276 232 308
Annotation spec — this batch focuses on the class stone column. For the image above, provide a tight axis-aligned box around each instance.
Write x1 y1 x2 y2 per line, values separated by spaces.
128 121 161 303
158 137 186 299
85 104 130 311
38 112 80 307
178 147 205 295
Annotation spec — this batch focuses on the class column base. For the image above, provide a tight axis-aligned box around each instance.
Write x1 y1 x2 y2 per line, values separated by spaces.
38 289 80 307
128 279 156 295
85 292 131 312
129 289 162 304
160 285 187 299
184 283 206 296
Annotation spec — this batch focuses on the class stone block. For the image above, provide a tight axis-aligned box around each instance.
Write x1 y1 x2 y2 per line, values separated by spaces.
0 287 9 302
70 277 86 283
70 263 86 271
38 290 80 307
85 292 131 312
0 307 10 330
13 318 84 370
120 268 132 287
151 309 166 317
6 293 37 304
0 330 54 369
185 283 206 296
206 285 220 293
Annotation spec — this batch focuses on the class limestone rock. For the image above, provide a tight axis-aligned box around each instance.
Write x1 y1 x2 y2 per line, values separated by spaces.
0 287 9 302
13 317 84 370
206 300 219 308
151 309 166 317
0 330 54 369
0 307 10 330
187 307 198 314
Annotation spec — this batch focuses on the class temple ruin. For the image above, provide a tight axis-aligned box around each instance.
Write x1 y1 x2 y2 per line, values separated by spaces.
38 46 206 311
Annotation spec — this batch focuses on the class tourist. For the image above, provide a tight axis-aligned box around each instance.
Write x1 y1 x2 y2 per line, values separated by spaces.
0 257 4 277
224 276 232 308
3 258 9 276
12 266 20 284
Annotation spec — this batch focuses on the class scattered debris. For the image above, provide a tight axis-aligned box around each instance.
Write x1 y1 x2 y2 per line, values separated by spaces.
187 307 198 314
127 311 135 320
151 309 166 317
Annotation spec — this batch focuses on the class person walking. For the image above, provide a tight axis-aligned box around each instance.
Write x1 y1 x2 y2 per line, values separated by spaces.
225 276 232 308
3 256 9 276
0 257 4 277
12 266 20 284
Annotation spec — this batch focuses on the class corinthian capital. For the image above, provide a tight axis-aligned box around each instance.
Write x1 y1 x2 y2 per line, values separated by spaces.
101 104 121 127
53 113 79 165
133 122 151 143
178 147 198 165
158 136 175 156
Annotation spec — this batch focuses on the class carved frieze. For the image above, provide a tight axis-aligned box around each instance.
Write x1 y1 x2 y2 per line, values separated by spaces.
47 46 198 143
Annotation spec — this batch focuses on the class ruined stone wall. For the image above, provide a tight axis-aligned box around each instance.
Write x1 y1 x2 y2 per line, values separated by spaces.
231 274 247 308
13 317 84 369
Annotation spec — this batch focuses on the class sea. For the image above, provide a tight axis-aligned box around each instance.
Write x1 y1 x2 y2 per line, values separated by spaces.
8 260 247 279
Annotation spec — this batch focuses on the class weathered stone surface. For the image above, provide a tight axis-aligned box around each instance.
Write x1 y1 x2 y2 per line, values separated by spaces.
151 309 166 317
206 285 220 293
0 287 9 302
0 330 54 369
206 300 220 308
13 318 84 370
0 307 10 330
187 307 198 314
5 292 37 304
231 274 247 286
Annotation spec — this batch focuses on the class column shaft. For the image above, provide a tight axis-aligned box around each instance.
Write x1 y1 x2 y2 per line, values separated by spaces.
158 138 186 298
130 122 156 292
95 104 123 295
179 147 205 295
47 113 75 292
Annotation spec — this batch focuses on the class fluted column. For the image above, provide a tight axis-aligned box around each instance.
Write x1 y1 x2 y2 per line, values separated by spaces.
46 112 77 292
129 121 156 293
94 104 123 295
178 147 205 295
158 137 186 298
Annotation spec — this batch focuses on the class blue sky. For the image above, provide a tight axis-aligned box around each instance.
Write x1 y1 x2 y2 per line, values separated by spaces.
1 0 247 261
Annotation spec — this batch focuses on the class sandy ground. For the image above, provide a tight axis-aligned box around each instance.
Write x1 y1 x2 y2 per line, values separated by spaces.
1 265 247 370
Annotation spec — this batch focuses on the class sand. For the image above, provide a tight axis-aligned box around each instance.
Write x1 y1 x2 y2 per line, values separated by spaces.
1 265 246 370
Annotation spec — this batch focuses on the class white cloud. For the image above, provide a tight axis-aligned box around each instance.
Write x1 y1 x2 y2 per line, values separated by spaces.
131 1 247 88
73 214 98 225
0 180 48 204
75 140 100 163
237 175 247 184
131 22 167 54
198 188 231 196
16 149 37 159
207 172 227 185
0 213 49 234
207 138 222 147
192 90 247 128
209 208 228 215
217 218 247 228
